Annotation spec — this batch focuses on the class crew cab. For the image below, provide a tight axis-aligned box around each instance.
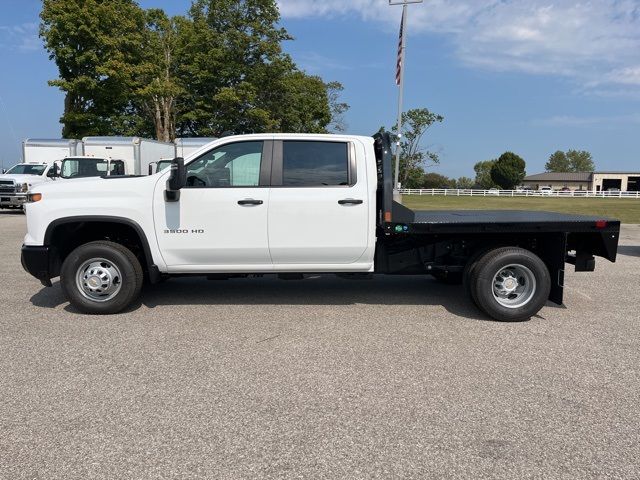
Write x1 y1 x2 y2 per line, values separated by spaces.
0 162 57 209
21 133 620 321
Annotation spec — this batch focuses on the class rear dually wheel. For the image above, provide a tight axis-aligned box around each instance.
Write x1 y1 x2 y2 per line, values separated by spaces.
469 247 551 322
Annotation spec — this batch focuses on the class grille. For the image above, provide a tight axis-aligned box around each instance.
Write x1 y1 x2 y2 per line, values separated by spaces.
0 180 16 194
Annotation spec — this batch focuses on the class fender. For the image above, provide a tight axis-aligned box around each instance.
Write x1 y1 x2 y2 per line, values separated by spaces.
43 215 162 283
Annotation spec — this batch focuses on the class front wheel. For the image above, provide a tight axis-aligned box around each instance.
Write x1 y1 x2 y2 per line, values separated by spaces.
60 241 143 314
470 247 550 322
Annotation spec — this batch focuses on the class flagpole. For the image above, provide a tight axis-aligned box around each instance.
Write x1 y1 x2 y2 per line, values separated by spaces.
390 0 423 203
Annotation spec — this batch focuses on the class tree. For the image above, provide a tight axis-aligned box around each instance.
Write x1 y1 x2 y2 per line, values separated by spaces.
473 160 498 189
176 0 339 136
403 168 427 189
40 0 148 138
545 151 570 172
41 0 343 139
389 108 444 187
546 149 595 172
456 176 474 189
566 150 595 172
270 72 332 133
136 9 185 142
422 172 455 189
326 81 349 133
490 152 526 189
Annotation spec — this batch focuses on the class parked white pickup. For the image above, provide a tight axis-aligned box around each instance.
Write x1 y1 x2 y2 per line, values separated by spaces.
21 133 620 322
0 163 57 209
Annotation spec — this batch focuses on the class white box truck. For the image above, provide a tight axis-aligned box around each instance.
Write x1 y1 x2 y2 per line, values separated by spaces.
82 137 175 176
174 137 216 158
22 138 83 163
0 138 80 209
148 138 216 174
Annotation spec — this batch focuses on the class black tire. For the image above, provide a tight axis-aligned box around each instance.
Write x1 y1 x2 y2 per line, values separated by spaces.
60 241 143 314
470 247 550 322
462 247 494 306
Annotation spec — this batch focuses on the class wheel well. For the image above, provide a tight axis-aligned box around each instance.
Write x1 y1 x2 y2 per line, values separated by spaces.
46 220 150 279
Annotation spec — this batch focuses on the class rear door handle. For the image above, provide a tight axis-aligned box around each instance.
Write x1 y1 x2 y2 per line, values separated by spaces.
338 199 363 205
238 199 263 206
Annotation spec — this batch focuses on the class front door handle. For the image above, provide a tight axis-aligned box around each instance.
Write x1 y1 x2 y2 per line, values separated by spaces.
338 199 363 205
238 199 263 206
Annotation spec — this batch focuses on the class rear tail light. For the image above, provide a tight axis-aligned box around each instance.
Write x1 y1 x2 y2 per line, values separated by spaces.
595 220 608 229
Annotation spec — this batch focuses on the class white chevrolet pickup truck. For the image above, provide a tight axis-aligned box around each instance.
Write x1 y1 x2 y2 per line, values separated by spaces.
0 162 57 209
22 133 620 321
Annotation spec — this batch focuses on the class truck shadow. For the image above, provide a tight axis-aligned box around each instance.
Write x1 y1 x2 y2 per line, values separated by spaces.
617 245 640 258
29 281 67 309
30 276 500 321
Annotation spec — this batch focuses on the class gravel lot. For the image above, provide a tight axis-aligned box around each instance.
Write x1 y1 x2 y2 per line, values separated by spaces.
1 211 639 479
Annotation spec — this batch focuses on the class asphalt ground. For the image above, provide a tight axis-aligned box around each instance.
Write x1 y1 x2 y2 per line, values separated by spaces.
1 211 639 479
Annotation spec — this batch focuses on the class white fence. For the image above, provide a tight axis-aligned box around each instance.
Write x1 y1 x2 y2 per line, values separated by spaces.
398 188 640 199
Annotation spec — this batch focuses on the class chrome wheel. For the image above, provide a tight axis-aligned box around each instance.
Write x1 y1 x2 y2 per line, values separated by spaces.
492 264 536 309
75 258 123 302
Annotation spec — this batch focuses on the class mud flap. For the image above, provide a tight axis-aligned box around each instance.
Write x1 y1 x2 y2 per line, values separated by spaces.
537 233 567 305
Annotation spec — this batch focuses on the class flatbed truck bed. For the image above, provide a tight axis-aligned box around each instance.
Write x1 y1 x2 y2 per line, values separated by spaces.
399 209 619 236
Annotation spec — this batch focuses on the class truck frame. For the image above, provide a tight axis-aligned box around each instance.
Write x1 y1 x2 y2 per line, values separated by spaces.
21 133 620 321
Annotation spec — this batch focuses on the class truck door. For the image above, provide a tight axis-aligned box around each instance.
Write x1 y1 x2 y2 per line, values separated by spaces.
153 140 272 269
268 140 370 265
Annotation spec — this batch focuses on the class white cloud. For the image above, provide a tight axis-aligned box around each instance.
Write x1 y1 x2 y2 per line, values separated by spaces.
0 23 40 52
533 113 640 127
277 0 640 93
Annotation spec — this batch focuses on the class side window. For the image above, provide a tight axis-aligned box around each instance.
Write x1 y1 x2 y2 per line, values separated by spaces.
185 141 263 188
282 141 350 187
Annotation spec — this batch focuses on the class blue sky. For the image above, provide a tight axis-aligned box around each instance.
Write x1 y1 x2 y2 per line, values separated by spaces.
0 0 639 178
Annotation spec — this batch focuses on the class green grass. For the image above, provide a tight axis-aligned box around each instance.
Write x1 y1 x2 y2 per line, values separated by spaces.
402 195 640 224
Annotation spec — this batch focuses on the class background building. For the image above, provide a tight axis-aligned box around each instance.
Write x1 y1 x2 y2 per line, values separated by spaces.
522 172 640 192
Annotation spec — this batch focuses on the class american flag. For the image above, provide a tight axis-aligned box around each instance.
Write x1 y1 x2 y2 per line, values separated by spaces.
395 14 405 86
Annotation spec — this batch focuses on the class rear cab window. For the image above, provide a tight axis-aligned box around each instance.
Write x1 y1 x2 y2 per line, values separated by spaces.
279 141 355 187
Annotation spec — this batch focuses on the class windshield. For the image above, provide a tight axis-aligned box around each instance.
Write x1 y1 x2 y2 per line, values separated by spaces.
156 160 172 172
5 164 46 176
61 158 124 178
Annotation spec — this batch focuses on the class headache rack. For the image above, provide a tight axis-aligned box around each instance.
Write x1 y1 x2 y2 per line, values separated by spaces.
373 131 418 232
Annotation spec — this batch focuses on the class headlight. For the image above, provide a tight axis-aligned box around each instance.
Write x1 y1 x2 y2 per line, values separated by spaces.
20 183 29 193
27 193 42 203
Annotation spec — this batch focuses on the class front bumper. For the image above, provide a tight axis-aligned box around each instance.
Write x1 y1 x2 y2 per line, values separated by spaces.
0 194 27 208
21 245 55 286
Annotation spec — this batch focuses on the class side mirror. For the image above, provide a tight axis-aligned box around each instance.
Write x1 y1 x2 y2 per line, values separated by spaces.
165 157 186 202
48 163 60 178
148 162 156 175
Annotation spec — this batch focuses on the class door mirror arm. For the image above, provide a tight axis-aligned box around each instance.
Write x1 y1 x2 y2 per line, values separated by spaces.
165 157 186 202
